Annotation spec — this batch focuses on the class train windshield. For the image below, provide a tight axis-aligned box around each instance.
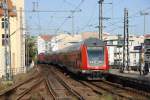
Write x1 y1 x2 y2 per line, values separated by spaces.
87 47 104 66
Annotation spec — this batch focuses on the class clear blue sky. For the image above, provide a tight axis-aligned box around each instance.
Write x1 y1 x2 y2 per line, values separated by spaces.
25 0 150 36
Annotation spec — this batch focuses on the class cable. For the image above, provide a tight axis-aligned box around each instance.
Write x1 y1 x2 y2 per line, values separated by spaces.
77 2 97 32
36 1 42 33
63 0 76 8
104 7 150 32
55 0 85 34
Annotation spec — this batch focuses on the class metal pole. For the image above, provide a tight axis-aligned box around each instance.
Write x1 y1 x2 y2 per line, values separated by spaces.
25 34 29 70
25 34 27 68
28 36 30 69
20 7 25 72
3 0 11 81
8 15 12 80
126 9 129 71
139 44 142 75
98 0 100 39
100 1 103 40
140 12 149 34
122 8 126 72
111 0 114 33
4 2 8 80
111 0 113 21
98 0 104 40
144 15 145 34
71 11 74 35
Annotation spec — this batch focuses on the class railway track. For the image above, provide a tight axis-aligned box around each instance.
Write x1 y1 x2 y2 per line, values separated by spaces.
0 65 86 100
49 64 150 100
106 72 150 93
41 64 102 100
1 64 150 100
80 80 150 100
15 78 44 100
0 68 45 100
42 65 84 100
45 73 84 100
96 79 150 98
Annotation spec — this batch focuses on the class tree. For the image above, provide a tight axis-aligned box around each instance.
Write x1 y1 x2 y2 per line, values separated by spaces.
25 35 37 66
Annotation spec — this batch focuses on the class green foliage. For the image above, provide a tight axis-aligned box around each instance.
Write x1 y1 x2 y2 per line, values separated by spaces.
26 36 37 63
0 82 13 91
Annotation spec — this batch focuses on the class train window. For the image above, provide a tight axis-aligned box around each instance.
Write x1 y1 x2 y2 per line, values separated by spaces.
87 47 104 66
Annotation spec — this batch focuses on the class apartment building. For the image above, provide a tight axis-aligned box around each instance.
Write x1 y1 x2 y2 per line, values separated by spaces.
0 0 25 77
105 35 144 67
37 35 53 54
50 34 82 52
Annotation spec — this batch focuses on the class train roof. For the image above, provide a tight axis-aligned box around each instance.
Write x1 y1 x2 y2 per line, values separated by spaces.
52 38 105 54
84 38 105 46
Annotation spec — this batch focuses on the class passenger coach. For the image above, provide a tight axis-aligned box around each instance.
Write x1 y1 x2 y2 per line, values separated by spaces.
49 38 110 78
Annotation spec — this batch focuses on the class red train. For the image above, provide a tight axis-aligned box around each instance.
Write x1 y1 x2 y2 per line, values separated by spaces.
38 38 110 79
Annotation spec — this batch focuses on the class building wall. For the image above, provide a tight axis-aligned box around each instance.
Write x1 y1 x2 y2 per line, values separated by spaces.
106 35 144 67
50 34 82 52
0 48 5 77
37 36 46 54
11 0 25 73
107 46 115 65
0 0 25 77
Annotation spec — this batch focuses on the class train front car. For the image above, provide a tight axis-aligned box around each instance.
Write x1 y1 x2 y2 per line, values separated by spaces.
37 53 46 64
80 38 110 79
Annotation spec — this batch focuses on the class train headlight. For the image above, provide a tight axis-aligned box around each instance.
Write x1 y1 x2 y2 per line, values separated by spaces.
98 61 102 64
90 61 94 64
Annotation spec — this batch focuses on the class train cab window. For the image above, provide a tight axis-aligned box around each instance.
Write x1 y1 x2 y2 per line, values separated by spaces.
87 47 104 66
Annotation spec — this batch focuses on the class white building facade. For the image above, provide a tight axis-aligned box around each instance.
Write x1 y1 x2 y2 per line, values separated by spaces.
105 35 144 68
50 34 82 52
37 36 46 54
37 35 53 54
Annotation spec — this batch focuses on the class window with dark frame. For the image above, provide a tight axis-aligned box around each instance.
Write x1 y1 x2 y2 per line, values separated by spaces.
2 18 8 29
2 34 9 46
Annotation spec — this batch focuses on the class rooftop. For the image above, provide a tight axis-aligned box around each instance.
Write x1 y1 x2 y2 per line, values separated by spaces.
0 0 16 17
40 35 53 41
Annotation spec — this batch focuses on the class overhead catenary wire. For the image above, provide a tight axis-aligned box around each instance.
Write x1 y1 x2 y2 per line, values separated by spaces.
25 1 150 34
77 2 98 32
77 4 150 34
55 0 85 34
35 1 42 33
103 7 150 34
63 0 76 8
26 0 84 34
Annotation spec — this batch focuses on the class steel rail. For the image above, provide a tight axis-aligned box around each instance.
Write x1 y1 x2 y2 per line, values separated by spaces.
49 67 85 100
16 78 44 100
